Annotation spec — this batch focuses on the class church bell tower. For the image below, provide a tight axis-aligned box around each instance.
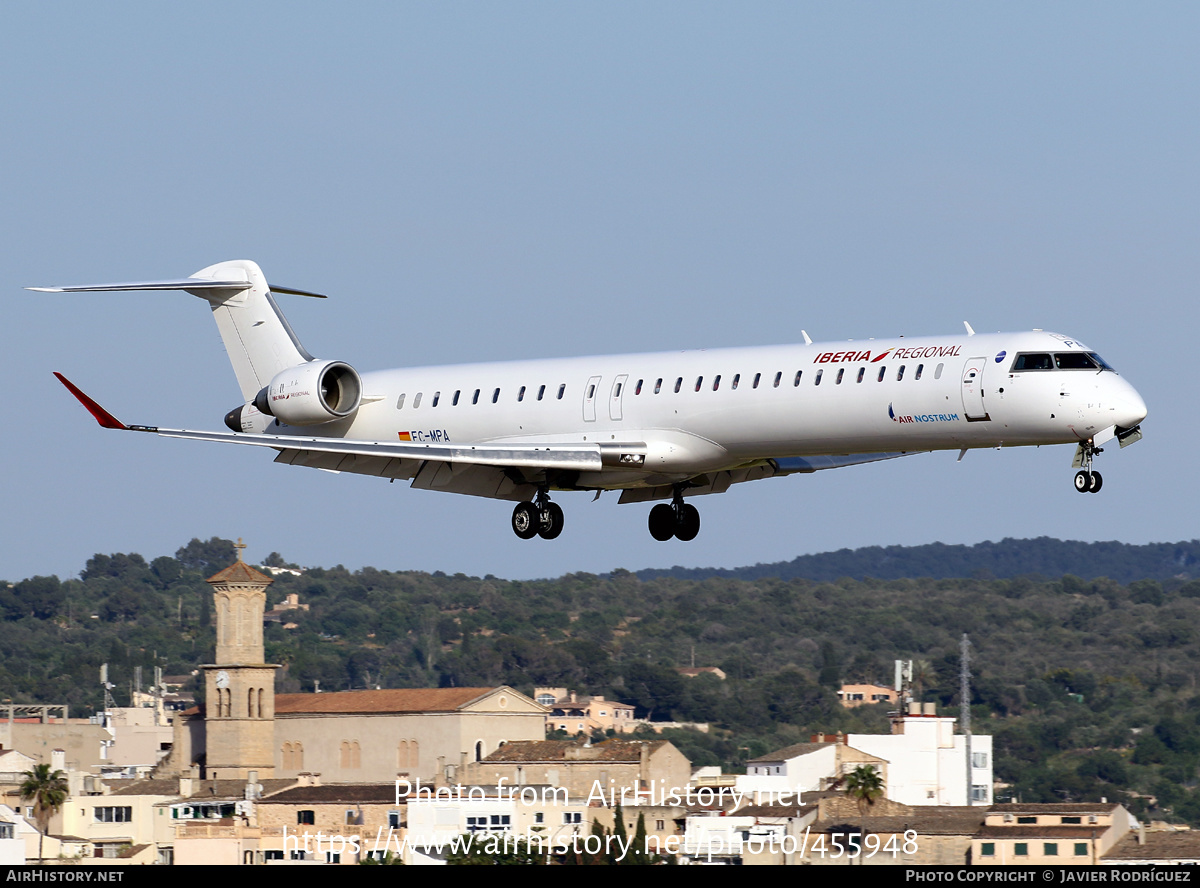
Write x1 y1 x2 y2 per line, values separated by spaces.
202 539 279 779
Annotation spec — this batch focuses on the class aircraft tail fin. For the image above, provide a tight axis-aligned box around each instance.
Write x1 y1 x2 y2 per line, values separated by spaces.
31 260 326 401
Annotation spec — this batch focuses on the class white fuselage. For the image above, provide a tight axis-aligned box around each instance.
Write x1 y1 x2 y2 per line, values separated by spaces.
296 329 1146 489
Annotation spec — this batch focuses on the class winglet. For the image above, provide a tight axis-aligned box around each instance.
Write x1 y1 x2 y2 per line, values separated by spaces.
53 373 127 430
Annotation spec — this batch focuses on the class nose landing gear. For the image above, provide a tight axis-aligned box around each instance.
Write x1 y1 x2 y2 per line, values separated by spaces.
1072 441 1104 494
648 489 701 541
511 491 565 540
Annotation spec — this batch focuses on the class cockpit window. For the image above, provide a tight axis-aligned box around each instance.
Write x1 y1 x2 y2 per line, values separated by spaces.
1088 352 1114 371
1054 352 1099 370
1012 353 1053 371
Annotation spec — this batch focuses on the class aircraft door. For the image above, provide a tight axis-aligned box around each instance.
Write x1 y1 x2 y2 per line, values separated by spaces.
960 357 989 421
609 374 628 421
583 375 601 422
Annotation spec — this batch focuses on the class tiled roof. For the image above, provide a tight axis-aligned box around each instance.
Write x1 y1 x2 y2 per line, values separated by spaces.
1104 831 1200 861
815 808 987 836
108 779 187 797
988 803 1117 814
206 561 273 586
748 742 832 763
274 687 502 714
482 738 666 764
259 784 399 804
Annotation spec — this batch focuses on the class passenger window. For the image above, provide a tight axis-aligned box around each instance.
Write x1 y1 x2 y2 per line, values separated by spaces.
557 384 565 400
1013 353 1053 371
814 369 823 386
492 388 500 404
877 366 886 382
635 379 643 395
896 365 905 381
654 378 662 394
712 375 721 391
472 389 480 405
413 392 422 409
773 371 782 388
794 371 802 386
396 393 405 410
432 391 440 407
856 368 865 383
518 386 525 402
614 382 622 397
695 376 703 392
753 373 761 389
934 363 943 380
836 368 844 384
537 385 545 401
675 377 683 393
731 374 739 390
915 364 923 380
452 390 460 406
587 384 595 399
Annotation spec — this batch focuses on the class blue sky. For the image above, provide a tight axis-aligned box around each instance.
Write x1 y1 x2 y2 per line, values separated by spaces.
3 3 1196 581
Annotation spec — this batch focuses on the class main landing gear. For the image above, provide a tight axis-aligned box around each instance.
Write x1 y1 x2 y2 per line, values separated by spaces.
511 491 565 540
1073 441 1104 494
648 489 701 542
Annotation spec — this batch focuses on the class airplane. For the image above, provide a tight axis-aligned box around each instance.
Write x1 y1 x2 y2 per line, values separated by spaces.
34 259 1148 542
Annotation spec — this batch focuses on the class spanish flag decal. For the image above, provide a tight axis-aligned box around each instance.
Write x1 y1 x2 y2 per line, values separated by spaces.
397 431 412 442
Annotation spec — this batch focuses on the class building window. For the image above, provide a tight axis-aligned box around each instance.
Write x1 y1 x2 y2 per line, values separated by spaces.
1044 843 1058 856
298 810 315 825
1014 843 1028 857
1061 816 1081 824
563 812 582 824
389 811 402 829
1074 843 1088 856
94 806 132 823
980 843 994 857
972 752 988 768
1017 816 1036 824
971 785 988 802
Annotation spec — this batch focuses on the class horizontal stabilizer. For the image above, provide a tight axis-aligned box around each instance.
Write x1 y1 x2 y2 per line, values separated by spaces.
29 279 325 298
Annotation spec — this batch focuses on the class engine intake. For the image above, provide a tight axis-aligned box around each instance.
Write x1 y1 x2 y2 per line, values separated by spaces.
253 360 362 426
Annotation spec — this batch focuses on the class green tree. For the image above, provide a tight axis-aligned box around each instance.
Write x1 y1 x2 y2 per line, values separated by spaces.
844 764 885 815
20 764 68 862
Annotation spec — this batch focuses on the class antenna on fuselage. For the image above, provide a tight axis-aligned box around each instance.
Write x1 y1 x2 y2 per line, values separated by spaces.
801 330 812 345
963 321 976 336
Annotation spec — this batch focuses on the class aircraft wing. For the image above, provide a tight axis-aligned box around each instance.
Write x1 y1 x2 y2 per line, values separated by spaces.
614 451 918 503
53 373 603 473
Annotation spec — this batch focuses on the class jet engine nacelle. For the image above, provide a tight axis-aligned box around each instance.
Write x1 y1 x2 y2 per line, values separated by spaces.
252 359 362 426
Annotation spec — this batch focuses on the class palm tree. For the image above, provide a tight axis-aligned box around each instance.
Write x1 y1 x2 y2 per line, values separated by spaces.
19 764 68 862
843 764 885 815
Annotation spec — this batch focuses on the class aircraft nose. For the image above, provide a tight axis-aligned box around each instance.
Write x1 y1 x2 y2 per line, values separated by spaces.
1111 387 1147 430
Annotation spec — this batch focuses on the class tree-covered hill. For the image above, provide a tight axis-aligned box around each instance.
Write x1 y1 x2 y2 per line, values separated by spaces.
6 536 1200 823
637 537 1200 584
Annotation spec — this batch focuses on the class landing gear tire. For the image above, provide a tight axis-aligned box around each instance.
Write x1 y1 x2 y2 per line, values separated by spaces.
1074 471 1091 494
512 502 540 539
538 502 565 539
675 504 701 542
1088 470 1103 493
649 504 676 541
